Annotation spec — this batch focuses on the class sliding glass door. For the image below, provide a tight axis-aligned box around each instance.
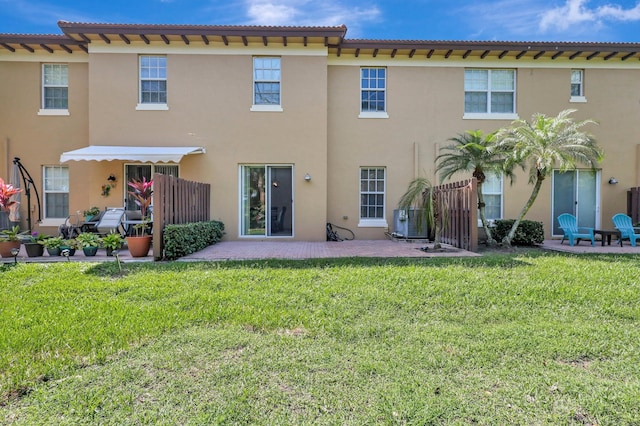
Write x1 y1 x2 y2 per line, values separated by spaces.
552 170 599 236
241 165 292 237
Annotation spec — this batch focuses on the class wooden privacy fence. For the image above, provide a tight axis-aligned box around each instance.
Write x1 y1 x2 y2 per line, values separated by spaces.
628 187 640 224
152 173 211 260
434 178 478 252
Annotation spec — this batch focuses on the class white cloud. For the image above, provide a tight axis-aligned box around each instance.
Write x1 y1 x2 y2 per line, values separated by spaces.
539 0 640 32
244 0 380 35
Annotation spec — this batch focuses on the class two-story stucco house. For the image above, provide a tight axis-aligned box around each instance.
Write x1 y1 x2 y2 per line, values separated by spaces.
1 21 640 242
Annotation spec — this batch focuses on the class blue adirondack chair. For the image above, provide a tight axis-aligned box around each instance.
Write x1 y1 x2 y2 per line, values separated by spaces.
557 213 595 246
612 213 640 247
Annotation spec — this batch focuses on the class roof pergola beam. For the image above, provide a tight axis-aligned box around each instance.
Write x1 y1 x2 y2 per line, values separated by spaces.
140 34 150 44
552 51 564 59
533 51 545 59
569 51 582 59
19 43 34 53
516 50 527 59
98 33 110 44
181 35 190 45
604 51 617 60
119 34 130 44
202 35 209 45
60 44 73 53
40 43 54 53
498 50 508 58
587 51 599 60
160 34 170 44
1 43 15 52
241 35 248 46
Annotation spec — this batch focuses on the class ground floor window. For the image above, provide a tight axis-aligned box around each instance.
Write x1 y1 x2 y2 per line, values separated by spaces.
240 165 292 237
43 165 69 219
124 163 178 210
482 173 503 222
359 167 386 227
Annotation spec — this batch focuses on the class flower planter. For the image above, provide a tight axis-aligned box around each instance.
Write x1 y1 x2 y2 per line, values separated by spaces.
0 240 21 258
59 246 76 256
24 242 44 257
83 246 98 256
46 247 61 257
126 236 152 257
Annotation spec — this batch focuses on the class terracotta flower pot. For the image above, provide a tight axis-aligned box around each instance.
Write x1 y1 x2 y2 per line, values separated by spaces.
126 235 152 257
0 240 21 258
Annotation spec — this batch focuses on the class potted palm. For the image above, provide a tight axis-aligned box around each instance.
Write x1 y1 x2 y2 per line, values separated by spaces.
0 225 25 258
102 232 124 256
126 177 153 257
75 232 101 256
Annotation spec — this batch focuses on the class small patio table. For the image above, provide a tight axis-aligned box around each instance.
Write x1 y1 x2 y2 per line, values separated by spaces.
593 229 621 247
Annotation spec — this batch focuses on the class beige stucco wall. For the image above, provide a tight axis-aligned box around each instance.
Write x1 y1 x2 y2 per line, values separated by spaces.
0 58 89 235
85 50 329 240
3 46 640 242
328 61 640 239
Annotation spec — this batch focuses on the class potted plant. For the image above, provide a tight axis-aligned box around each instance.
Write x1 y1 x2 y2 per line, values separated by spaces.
0 178 23 258
126 177 153 257
102 232 124 256
40 235 64 256
83 206 101 222
59 238 77 257
0 225 26 258
24 231 46 257
75 232 101 256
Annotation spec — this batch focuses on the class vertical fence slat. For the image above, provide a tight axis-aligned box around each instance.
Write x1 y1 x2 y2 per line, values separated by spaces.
152 173 211 260
433 178 477 252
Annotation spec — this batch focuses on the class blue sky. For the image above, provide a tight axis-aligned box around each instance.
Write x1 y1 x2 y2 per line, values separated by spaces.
1 0 640 42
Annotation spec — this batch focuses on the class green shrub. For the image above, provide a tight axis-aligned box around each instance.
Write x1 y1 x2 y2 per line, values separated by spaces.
493 219 544 245
163 221 225 260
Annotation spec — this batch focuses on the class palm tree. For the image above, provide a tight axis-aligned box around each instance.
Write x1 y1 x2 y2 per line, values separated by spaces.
496 109 603 246
398 177 441 249
436 130 511 246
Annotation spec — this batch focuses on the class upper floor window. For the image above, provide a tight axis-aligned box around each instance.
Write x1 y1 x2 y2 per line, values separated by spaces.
43 165 69 220
359 167 387 227
252 57 281 111
138 55 167 110
360 67 388 118
464 69 516 119
570 69 586 103
39 64 69 115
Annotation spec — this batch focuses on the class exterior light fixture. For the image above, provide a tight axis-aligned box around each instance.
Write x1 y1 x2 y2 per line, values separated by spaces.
304 173 311 182
608 177 618 185
10 247 19 264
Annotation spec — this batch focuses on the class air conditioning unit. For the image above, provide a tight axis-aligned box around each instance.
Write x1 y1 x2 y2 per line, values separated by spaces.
393 209 429 239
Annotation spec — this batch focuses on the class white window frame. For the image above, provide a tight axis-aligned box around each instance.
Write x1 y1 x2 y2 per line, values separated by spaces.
570 69 587 103
359 167 387 227
463 69 517 120
137 55 168 110
479 173 503 226
41 165 69 226
38 63 69 116
359 67 389 119
251 57 283 112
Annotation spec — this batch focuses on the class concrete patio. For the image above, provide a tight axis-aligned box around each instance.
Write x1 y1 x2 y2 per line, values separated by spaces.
2 237 639 264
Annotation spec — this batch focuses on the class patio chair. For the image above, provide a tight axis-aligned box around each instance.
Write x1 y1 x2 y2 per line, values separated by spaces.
557 213 595 246
96 208 126 236
612 213 640 247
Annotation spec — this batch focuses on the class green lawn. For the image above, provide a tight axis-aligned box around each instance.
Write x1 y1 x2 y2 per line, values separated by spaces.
1 253 639 424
